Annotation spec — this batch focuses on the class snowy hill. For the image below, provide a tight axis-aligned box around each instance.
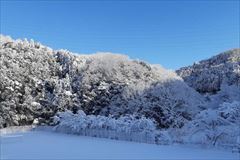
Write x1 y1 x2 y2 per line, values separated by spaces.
0 35 239 150
177 48 240 110
176 49 240 94
0 35 204 129
175 49 240 149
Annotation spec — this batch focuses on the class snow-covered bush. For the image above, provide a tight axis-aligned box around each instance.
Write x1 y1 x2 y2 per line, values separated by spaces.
218 101 240 123
53 110 159 144
52 105 239 148
206 84 240 109
179 101 240 149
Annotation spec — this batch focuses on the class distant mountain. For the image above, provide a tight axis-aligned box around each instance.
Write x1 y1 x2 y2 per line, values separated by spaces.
176 49 240 94
0 35 204 128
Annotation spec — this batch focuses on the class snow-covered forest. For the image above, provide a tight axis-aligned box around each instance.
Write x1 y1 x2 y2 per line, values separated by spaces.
0 35 239 150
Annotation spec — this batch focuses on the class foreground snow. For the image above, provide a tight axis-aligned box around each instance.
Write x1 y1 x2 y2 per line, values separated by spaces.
1 130 239 160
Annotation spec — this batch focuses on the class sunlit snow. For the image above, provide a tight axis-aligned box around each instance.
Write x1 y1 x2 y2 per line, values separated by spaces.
1 131 239 160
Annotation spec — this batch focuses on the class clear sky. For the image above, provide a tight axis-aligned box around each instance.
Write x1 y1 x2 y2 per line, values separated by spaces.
1 0 239 69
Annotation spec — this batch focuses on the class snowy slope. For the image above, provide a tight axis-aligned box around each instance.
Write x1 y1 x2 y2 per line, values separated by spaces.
0 35 204 129
175 49 240 150
176 49 240 94
1 35 239 152
1 130 239 160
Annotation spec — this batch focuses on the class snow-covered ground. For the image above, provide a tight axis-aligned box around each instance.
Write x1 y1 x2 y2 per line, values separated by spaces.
1 130 239 160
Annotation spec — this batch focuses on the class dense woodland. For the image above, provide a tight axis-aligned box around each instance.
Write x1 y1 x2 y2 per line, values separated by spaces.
0 35 239 149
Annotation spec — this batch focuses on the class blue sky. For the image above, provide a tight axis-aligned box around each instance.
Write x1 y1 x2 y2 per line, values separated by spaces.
1 0 239 69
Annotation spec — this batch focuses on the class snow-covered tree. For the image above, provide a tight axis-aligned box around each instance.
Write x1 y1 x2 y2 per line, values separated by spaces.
177 49 240 94
0 35 204 129
178 101 240 148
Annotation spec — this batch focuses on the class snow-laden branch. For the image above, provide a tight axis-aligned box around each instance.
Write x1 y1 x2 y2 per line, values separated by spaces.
53 110 171 144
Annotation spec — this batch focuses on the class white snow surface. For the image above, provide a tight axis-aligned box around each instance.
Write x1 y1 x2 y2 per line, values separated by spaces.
1 130 239 160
